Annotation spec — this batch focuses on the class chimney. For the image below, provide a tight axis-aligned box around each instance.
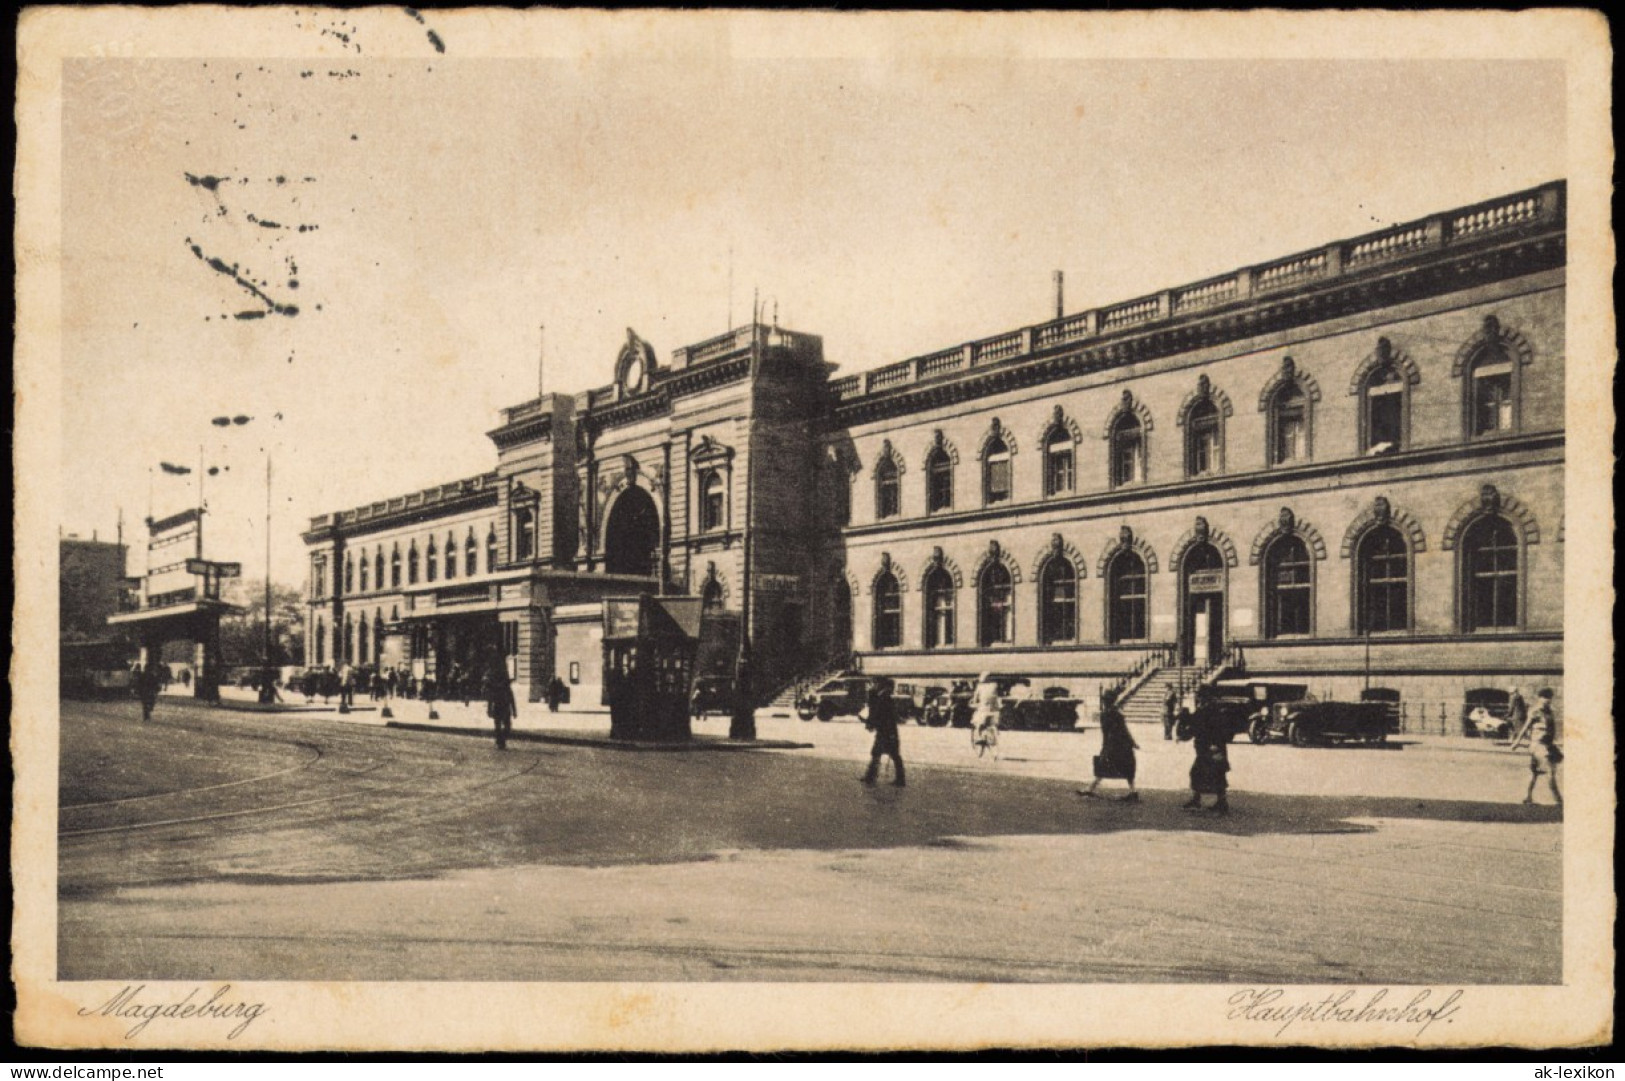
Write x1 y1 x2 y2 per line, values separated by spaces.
1053 270 1064 320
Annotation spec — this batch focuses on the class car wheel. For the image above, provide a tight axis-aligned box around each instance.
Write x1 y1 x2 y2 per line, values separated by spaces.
1288 721 1310 747
795 703 815 722
1248 719 1269 745
817 702 835 722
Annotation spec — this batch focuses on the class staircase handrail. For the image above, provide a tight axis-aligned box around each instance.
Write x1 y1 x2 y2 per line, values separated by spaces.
763 650 854 708
1099 643 1176 710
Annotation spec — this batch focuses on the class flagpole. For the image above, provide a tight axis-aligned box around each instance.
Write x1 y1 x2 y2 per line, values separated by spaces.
729 293 760 741
196 444 205 559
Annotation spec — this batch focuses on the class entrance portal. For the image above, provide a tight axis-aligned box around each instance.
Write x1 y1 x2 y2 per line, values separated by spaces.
1181 542 1226 665
604 486 661 577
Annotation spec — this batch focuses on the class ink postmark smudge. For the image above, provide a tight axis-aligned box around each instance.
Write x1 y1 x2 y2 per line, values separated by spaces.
185 238 300 318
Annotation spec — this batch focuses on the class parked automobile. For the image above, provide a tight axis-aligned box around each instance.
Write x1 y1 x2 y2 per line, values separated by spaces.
1461 688 1513 739
1178 680 1310 742
893 682 946 725
925 681 977 728
1253 698 1392 746
1005 685 1084 731
689 675 736 718
796 674 869 722
796 674 933 723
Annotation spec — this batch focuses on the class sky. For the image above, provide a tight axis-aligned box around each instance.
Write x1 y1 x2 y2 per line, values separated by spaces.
54 13 1567 588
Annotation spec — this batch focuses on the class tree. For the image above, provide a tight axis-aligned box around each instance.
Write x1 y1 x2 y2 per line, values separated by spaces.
218 579 306 667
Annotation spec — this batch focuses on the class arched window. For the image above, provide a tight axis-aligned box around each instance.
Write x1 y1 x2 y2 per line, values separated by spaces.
926 447 954 514
513 508 536 562
1039 558 1077 644
1363 364 1406 454
444 533 456 579
983 437 1011 505
343 554 353 595
314 616 325 664
343 613 354 663
1356 526 1409 634
1044 428 1075 497
1107 550 1148 643
389 546 400 588
978 561 1014 646
1270 384 1309 465
1263 534 1312 638
358 613 369 661
465 534 478 577
374 549 384 591
923 566 955 648
1461 516 1519 630
701 579 724 612
425 537 438 582
875 458 900 520
373 611 384 664
1186 399 1222 478
699 470 725 532
1469 346 1515 436
359 550 369 592
1110 413 1144 488
486 528 498 574
872 573 902 649
407 543 419 585
311 557 327 599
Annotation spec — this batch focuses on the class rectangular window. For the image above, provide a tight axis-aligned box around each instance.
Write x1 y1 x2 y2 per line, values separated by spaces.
985 459 1011 505
1474 363 1514 434
1113 436 1142 487
1275 412 1306 464
1045 448 1074 496
1367 385 1403 451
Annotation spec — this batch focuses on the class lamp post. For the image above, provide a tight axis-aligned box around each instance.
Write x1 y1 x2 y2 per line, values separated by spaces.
211 414 276 702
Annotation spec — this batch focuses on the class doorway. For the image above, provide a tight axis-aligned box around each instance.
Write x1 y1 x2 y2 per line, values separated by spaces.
1180 542 1226 665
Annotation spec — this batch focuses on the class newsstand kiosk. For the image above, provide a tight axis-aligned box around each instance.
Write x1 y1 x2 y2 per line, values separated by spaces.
602 595 702 742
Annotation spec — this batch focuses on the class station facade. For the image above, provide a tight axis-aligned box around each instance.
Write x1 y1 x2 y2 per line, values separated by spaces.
304 181 1566 714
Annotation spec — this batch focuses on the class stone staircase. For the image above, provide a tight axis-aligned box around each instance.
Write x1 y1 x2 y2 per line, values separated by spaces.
765 652 856 711
1117 665 1203 726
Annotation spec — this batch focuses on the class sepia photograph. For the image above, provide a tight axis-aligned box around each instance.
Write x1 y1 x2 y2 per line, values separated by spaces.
13 7 1614 1053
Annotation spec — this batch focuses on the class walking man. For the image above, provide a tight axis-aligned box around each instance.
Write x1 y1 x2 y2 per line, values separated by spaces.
1517 688 1563 806
1505 685 1530 747
1162 686 1179 740
484 653 518 750
135 660 161 722
860 676 906 787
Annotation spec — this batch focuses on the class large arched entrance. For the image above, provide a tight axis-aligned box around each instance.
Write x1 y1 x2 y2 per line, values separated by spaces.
1180 542 1226 665
604 485 661 577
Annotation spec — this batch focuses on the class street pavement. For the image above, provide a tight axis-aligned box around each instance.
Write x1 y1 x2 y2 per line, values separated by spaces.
59 695 1561 984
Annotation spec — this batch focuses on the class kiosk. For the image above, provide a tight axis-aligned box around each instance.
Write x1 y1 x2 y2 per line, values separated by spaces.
602 595 702 742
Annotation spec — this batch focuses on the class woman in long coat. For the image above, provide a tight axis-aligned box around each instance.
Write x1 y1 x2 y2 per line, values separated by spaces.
1079 691 1139 801
1182 689 1231 814
484 655 518 750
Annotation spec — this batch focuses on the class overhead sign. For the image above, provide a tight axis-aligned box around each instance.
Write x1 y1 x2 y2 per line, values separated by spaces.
756 573 801 592
186 558 242 578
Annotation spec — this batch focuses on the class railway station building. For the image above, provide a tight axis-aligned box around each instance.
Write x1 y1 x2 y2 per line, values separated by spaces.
303 181 1566 721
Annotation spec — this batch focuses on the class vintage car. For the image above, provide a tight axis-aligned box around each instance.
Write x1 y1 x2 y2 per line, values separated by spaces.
1178 680 1309 742
1252 697 1393 746
894 682 947 725
925 681 977 727
796 674 868 721
689 675 737 718
795 675 931 724
1004 685 1084 731
1461 688 1514 739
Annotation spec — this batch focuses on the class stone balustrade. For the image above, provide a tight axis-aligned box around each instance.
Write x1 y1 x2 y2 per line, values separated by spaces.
827 181 1562 405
